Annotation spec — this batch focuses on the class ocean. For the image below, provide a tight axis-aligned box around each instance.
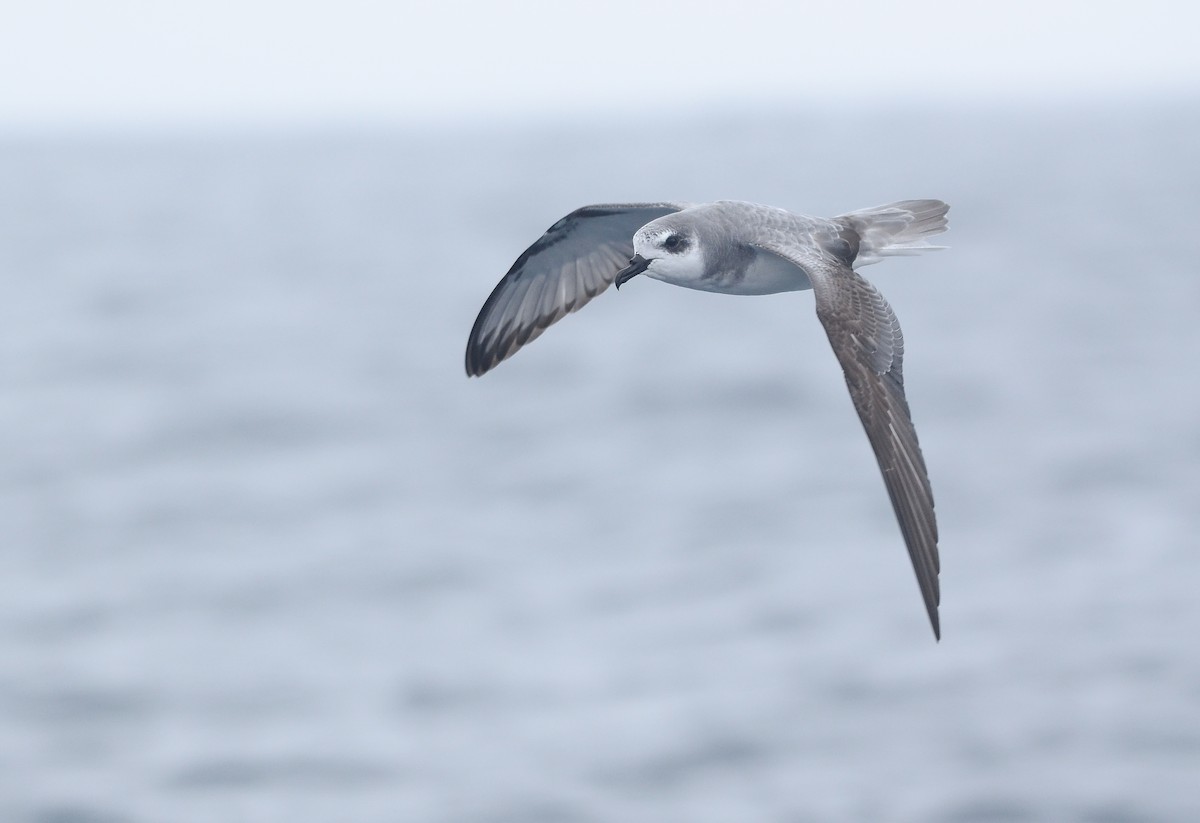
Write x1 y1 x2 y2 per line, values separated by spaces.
2 102 1198 822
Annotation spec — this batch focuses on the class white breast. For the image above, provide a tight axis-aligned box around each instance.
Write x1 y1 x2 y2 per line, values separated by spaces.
731 248 813 295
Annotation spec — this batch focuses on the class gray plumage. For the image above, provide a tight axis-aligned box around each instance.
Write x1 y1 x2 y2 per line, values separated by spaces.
465 199 949 639
465 204 687 376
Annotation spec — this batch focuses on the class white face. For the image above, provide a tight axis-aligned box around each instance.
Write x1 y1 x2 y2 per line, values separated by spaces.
632 223 706 286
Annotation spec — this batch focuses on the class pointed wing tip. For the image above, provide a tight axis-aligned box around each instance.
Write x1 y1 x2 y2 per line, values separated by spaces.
464 354 482 377
921 573 941 641
464 344 493 377
465 358 495 378
923 581 941 640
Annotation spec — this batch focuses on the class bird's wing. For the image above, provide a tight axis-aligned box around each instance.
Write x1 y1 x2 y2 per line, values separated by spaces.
465 203 687 376
753 240 941 638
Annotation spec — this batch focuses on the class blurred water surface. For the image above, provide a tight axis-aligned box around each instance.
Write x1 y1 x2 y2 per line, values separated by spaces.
2 103 1198 822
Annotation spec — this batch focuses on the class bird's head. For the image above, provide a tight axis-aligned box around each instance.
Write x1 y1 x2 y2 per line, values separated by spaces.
615 219 705 289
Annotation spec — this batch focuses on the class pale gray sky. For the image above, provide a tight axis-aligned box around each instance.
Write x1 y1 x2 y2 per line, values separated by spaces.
3 0 1198 127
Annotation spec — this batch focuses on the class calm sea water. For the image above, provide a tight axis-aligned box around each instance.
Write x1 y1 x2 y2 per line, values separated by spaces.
2 103 1198 822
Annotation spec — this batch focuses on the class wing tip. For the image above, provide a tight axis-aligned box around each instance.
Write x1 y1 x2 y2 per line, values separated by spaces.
922 572 941 641
464 343 496 377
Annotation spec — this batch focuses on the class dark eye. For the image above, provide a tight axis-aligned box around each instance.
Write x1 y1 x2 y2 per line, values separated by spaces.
664 234 682 251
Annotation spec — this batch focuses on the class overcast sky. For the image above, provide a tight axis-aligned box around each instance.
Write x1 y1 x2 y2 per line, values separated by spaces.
3 0 1198 128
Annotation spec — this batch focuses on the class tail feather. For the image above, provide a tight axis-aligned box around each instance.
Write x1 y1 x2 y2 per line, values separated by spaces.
836 199 949 267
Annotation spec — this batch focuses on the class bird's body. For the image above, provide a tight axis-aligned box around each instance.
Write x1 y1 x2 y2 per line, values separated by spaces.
465 199 949 639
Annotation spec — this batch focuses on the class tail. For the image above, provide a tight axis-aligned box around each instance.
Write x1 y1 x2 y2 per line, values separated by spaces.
836 200 949 267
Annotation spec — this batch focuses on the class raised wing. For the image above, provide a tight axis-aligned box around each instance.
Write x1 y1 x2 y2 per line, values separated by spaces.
465 203 685 376
755 242 942 638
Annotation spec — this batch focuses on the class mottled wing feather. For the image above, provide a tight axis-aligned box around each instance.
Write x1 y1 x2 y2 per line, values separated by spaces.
753 239 941 638
816 265 940 638
465 203 685 375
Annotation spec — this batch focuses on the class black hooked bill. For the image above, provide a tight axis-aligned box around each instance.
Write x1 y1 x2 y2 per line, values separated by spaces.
614 254 650 289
